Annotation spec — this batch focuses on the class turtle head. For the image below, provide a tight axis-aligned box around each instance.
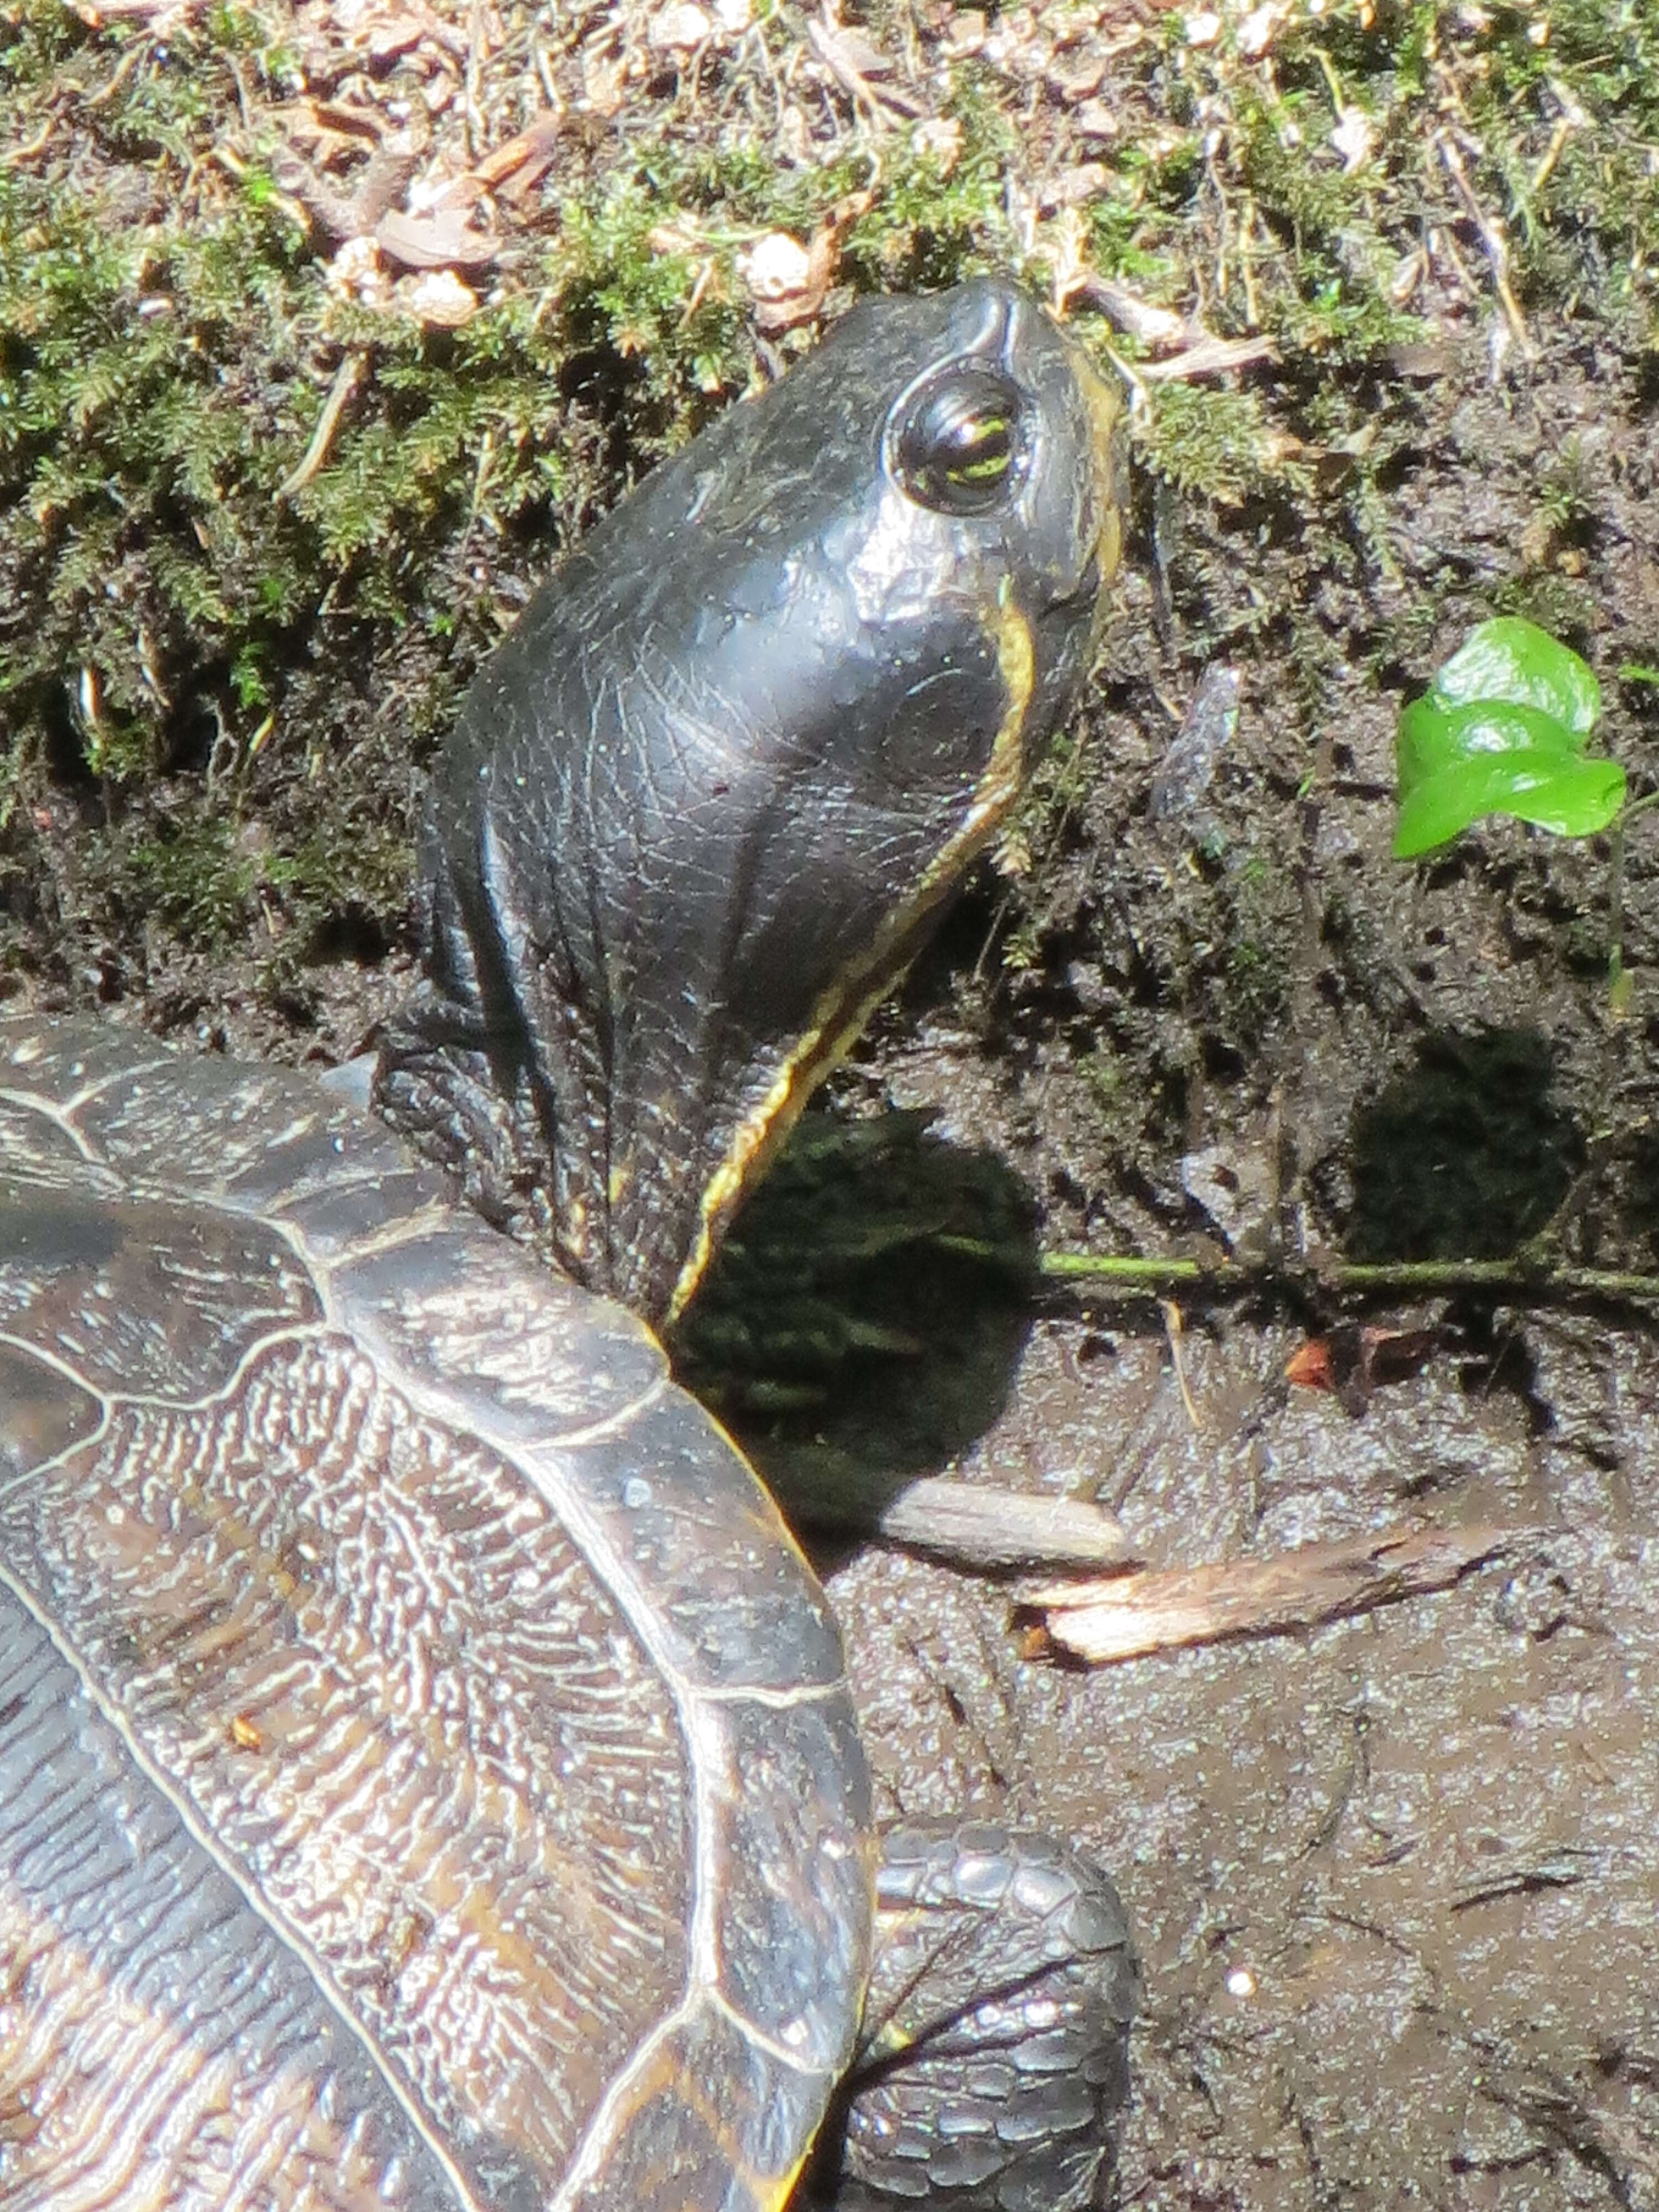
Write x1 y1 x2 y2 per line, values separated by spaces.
385 279 1124 1323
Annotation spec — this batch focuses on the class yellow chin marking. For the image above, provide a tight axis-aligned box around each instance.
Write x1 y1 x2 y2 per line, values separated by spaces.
664 591 1036 1326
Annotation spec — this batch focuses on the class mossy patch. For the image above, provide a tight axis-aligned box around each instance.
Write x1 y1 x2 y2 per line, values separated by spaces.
2 0 1657 1066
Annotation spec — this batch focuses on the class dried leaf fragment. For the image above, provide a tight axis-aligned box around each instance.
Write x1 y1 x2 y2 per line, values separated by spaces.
467 112 563 201
375 205 500 271
1062 270 1189 352
740 191 873 333
1285 1338 1335 1390
366 15 426 65
1286 1323 1437 1405
808 16 926 119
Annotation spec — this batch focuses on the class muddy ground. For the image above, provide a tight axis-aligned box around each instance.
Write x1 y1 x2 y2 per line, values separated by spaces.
5 0 1659 2204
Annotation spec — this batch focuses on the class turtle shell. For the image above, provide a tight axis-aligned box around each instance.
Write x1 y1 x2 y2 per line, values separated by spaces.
0 1016 873 2212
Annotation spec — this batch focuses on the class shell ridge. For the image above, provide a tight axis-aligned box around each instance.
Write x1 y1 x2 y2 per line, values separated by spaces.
0 1319 334 1463
0 1084 102 1162
540 1999 701 2212
704 1981 838 2079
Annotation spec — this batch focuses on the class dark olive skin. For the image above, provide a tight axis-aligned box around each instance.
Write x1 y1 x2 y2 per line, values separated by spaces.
376 279 1124 1326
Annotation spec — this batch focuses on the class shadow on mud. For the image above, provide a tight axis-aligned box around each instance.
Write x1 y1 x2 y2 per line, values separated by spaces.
1345 1027 1583 1262
670 1108 1039 1536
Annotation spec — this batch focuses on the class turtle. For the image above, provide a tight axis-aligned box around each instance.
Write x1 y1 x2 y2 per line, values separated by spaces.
0 277 1138 2212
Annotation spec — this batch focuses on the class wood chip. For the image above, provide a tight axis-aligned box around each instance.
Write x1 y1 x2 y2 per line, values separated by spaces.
397 268 479 326
1027 1522 1517 1664
742 229 830 332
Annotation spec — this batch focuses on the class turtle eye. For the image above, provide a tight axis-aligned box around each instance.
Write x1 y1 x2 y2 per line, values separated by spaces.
890 367 1030 516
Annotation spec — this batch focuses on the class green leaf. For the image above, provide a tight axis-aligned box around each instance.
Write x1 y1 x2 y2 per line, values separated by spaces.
1396 696 1579 787
1394 754 1626 858
1427 616 1600 733
1393 618 1624 857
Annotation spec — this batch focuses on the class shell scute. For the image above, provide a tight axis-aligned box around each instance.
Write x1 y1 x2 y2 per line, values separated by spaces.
0 1178 324 1401
556 1390 845 1696
701 1693 873 2073
72 1053 415 1212
328 1220 665 1448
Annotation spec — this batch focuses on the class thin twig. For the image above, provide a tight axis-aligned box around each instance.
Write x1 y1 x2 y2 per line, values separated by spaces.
1038 1248 1659 1309
274 351 367 503
0 115 56 166
81 36 152 108
1138 332 1281 382
1437 132 1536 362
1159 1298 1201 1430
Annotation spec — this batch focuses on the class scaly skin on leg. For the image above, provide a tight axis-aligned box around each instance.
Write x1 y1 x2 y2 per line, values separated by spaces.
807 1823 1138 2211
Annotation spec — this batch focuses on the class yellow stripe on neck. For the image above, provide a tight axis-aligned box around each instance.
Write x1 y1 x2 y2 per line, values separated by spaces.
664 588 1036 1327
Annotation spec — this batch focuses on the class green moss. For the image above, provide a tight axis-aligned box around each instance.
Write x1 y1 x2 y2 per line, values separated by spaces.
1532 438 1598 541
1140 380 1311 506
1490 570 1599 649
1224 852 1297 1041
842 87 1017 290
116 814 256 951
1442 0 1658 318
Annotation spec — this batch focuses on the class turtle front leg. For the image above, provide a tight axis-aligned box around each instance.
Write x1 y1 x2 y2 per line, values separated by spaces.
805 1822 1138 2211
373 978 556 1244
372 825 561 1254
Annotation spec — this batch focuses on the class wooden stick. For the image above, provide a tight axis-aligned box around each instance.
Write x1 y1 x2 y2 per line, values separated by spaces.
873 1479 1131 1571
1026 1522 1517 1665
